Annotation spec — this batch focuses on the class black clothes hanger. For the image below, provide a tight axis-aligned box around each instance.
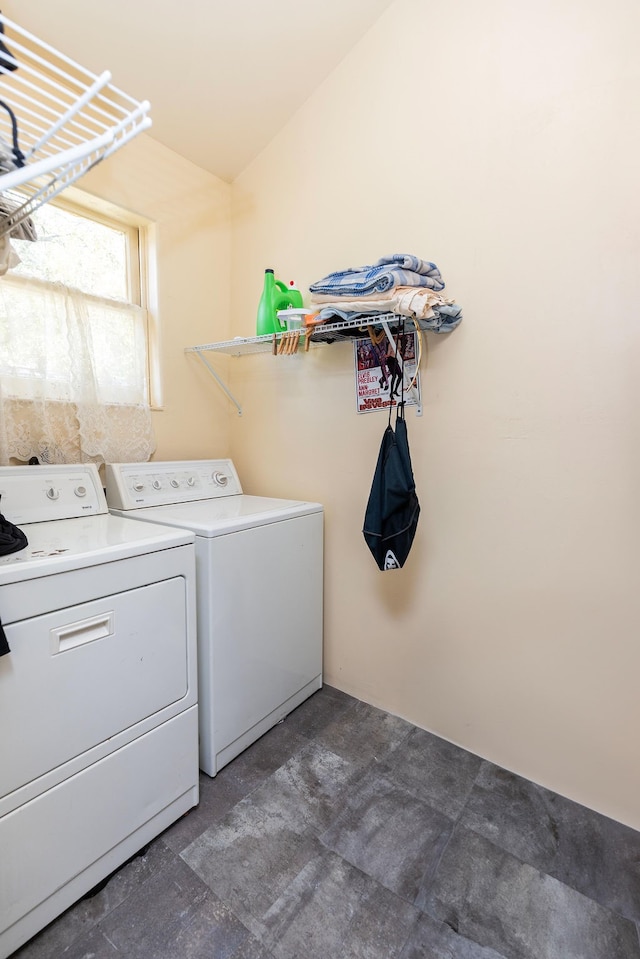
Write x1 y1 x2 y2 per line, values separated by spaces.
0 15 23 169
0 99 25 167
0 14 18 73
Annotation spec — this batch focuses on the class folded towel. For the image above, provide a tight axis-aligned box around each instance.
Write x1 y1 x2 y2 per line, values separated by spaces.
310 287 450 320
415 303 462 333
309 253 444 296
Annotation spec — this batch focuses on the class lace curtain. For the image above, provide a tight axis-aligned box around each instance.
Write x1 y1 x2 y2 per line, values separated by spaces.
0 275 156 465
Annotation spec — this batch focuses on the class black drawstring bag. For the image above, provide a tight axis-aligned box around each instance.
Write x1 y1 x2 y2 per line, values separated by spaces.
0 496 28 655
362 331 420 570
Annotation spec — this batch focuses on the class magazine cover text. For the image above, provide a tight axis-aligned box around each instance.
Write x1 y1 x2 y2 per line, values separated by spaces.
354 332 421 414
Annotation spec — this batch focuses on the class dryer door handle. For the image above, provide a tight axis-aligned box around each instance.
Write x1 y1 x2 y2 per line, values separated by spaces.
51 612 114 654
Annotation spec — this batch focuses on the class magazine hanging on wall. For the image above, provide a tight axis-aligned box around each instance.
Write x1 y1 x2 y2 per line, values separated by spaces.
353 331 421 415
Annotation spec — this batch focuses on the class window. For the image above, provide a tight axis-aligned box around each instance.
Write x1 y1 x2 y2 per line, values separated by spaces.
13 201 133 299
0 196 157 465
4 199 149 404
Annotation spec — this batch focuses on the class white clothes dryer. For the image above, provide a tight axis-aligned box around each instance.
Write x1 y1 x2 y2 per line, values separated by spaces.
105 459 323 777
0 464 199 959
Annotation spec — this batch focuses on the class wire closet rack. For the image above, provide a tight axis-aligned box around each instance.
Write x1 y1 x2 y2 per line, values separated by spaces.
0 12 151 238
186 313 423 416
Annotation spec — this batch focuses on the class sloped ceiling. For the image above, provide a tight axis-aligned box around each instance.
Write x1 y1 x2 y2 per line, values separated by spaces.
1 0 394 182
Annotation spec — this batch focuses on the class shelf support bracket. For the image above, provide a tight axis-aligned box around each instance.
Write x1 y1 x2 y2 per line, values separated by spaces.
193 349 243 416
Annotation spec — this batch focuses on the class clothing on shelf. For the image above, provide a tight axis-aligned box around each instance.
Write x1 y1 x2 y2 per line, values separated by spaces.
0 195 37 272
308 253 462 339
311 286 462 332
0 196 36 241
309 253 444 296
311 304 462 340
0 134 16 175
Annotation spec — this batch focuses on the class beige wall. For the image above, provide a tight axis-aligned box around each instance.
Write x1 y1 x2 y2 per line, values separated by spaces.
79 134 233 460
228 0 640 829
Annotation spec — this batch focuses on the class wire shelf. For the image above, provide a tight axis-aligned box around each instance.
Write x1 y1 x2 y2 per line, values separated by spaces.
185 314 412 356
185 315 422 416
0 13 151 237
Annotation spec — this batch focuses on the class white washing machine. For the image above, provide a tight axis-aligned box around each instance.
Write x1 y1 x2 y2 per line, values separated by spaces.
0 464 199 959
105 459 323 777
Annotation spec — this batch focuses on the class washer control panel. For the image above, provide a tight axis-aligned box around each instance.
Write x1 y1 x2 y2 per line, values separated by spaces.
104 459 242 510
0 464 107 524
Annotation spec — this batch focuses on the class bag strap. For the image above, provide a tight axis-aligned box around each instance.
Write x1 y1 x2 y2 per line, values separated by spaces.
388 319 406 427
399 319 406 418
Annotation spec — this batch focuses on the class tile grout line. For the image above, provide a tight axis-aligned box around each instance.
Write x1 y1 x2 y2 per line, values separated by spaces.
412 755 488 923
452 766 640 937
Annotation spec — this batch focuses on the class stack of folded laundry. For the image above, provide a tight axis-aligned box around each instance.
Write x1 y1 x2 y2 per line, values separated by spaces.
307 253 462 341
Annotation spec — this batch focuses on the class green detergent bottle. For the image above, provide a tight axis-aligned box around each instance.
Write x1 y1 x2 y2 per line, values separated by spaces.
257 269 277 336
256 269 304 336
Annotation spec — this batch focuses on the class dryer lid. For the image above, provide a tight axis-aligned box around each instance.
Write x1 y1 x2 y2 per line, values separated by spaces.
111 494 323 537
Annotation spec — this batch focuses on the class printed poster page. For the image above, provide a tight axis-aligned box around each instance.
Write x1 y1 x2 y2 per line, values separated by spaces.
354 332 421 414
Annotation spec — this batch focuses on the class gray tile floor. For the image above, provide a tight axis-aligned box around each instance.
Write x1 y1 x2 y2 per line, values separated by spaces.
12 685 640 959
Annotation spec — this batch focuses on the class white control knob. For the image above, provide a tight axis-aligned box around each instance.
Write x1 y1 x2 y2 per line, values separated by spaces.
74 485 87 497
152 480 162 490
212 471 228 487
46 486 60 500
187 477 196 487
133 482 145 492
170 479 179 488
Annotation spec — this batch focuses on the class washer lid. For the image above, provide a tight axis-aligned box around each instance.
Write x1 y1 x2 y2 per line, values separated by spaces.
111 494 323 536
0 513 194 585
